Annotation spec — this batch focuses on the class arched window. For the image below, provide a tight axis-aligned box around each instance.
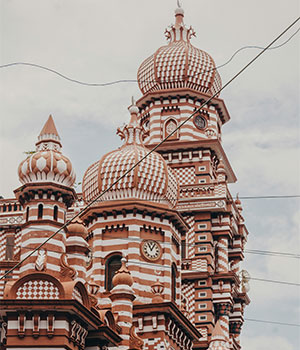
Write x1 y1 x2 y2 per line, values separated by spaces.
38 204 43 219
164 118 178 140
53 206 58 221
171 263 177 302
26 207 29 222
14 203 18 211
8 204 12 212
105 255 122 291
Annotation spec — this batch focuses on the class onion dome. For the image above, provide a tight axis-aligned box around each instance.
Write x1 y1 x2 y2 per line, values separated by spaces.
66 217 88 239
137 3 222 96
216 159 226 174
112 258 133 287
18 115 76 187
82 100 179 208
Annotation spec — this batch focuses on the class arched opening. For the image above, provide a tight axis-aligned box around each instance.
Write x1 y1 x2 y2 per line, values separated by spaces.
2 204 6 212
14 203 18 211
164 118 178 140
26 207 29 222
105 254 122 291
38 204 43 219
8 204 12 212
171 263 177 302
53 206 58 221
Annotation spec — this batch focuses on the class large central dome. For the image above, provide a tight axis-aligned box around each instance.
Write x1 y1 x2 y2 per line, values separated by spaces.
137 5 222 96
82 103 179 208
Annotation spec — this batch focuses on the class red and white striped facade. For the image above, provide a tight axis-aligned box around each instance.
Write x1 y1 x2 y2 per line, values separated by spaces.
0 4 249 350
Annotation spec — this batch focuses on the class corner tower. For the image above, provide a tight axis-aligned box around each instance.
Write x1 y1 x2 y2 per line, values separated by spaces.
136 4 250 350
15 115 76 277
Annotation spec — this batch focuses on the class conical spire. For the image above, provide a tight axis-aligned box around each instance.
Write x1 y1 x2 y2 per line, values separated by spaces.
36 115 62 151
208 320 228 349
39 115 59 138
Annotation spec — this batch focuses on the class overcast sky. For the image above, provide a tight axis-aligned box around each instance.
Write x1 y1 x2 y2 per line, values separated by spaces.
0 1 299 349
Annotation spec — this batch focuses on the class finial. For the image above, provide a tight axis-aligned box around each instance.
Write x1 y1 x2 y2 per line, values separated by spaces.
177 0 182 8
175 0 184 20
128 96 139 116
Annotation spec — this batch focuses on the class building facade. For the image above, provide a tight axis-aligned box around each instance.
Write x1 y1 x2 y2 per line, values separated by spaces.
0 4 250 350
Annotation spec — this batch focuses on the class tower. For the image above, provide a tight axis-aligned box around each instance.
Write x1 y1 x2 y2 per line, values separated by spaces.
136 4 250 349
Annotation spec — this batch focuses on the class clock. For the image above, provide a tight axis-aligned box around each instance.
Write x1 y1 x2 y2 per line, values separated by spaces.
193 115 206 129
141 240 162 261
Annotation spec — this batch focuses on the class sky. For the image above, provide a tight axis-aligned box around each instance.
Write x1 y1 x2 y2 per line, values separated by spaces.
0 0 299 349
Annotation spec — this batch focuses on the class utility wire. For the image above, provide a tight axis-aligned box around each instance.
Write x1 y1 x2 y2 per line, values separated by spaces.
2 243 300 287
0 28 299 87
4 238 300 259
0 16 299 282
244 318 300 327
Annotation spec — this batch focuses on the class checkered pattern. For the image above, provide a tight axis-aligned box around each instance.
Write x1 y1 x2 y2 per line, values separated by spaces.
143 338 170 350
0 234 5 260
72 287 83 303
82 161 100 203
83 142 178 207
16 280 60 299
182 281 195 323
191 259 207 271
174 167 195 186
185 215 195 258
137 29 222 96
199 327 208 341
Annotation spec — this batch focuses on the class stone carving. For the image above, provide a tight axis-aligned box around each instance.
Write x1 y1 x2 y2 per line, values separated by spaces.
60 253 77 280
35 249 47 271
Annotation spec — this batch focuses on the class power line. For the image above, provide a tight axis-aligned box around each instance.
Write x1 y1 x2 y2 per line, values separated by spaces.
0 16 299 282
244 318 300 327
0 28 299 87
250 277 300 286
3 243 300 287
4 231 299 259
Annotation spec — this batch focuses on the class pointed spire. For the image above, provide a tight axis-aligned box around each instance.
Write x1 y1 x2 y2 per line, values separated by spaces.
208 320 228 350
36 115 62 151
39 115 59 138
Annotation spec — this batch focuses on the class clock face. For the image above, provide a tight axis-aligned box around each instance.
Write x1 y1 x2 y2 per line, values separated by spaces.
194 115 206 129
141 240 162 261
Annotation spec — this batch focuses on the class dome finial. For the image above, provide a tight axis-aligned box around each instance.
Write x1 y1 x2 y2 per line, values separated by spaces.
175 0 184 28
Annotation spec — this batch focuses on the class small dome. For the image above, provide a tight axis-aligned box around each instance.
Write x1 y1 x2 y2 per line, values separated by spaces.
82 101 179 208
18 115 76 187
66 218 88 238
137 6 221 96
112 258 133 287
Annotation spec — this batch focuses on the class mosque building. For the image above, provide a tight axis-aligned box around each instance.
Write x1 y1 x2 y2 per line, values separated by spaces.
0 4 250 350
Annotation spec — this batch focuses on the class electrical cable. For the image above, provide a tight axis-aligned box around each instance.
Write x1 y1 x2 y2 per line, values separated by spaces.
3 239 300 259
0 16 299 282
244 318 300 327
2 243 299 287
0 28 299 87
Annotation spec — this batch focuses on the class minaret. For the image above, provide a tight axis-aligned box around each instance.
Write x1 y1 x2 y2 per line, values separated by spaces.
135 3 250 348
15 115 76 278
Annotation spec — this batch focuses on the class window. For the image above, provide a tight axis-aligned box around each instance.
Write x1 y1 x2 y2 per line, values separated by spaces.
164 118 178 140
198 315 207 321
198 224 207 230
14 203 17 211
198 246 207 252
198 235 207 241
198 292 207 298
38 204 43 219
105 255 122 291
5 235 14 260
171 263 177 302
181 241 187 259
53 206 58 221
26 207 29 222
